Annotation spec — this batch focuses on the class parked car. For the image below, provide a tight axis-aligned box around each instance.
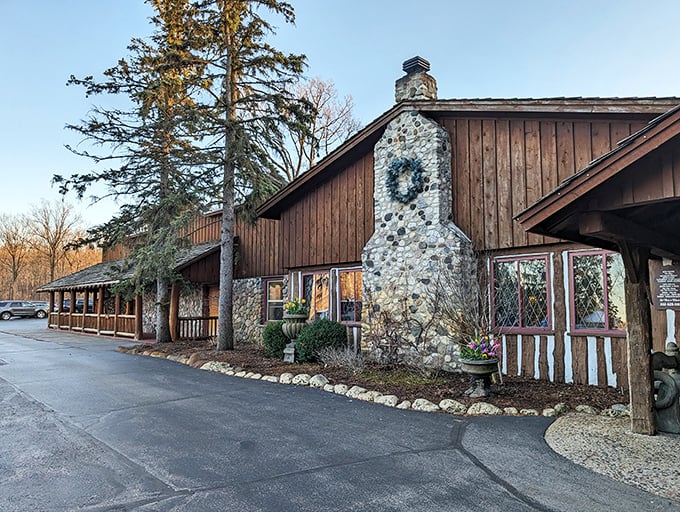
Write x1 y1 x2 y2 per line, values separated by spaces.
56 298 94 313
0 301 40 320
30 301 50 319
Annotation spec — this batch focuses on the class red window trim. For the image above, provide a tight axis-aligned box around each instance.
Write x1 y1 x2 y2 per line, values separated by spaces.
301 271 331 321
491 254 552 334
568 250 626 336
337 268 362 326
262 276 284 323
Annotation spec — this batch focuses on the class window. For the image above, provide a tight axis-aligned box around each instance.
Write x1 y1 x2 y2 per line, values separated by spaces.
569 250 625 333
338 269 362 325
492 255 550 332
264 279 284 322
302 272 330 321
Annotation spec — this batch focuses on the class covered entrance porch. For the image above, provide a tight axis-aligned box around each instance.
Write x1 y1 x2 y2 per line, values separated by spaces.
518 105 680 433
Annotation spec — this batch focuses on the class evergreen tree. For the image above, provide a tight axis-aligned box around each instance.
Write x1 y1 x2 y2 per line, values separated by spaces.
192 0 313 350
55 0 211 342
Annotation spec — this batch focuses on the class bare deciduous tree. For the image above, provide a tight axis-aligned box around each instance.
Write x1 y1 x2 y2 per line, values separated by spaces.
0 204 100 300
272 77 362 181
0 214 29 299
27 200 83 282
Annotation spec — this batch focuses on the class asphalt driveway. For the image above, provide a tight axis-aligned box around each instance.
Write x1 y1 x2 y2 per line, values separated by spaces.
0 319 677 511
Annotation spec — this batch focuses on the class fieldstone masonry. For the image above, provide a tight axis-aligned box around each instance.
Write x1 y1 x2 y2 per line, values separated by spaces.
233 276 288 343
142 286 204 336
232 277 264 343
362 57 475 372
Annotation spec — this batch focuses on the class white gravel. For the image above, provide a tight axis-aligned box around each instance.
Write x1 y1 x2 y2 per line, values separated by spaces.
545 413 680 502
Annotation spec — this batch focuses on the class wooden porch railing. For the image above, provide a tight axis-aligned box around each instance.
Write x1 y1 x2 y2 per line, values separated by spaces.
177 316 218 341
48 312 137 338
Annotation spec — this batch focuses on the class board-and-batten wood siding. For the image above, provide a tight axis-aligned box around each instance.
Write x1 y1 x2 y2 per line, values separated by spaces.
234 217 282 278
500 333 629 390
103 213 281 279
442 117 648 250
588 144 680 210
280 150 374 270
188 214 281 278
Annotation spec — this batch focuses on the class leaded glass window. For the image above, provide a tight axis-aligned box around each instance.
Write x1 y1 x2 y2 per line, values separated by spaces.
492 256 550 331
569 251 625 333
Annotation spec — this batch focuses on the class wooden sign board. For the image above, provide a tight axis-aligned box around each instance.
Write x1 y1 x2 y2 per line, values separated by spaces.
651 263 680 310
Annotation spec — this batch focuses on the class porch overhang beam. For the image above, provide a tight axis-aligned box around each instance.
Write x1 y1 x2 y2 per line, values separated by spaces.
578 211 680 261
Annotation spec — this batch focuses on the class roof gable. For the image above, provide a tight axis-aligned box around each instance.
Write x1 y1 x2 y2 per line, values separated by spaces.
258 97 680 220
516 103 680 260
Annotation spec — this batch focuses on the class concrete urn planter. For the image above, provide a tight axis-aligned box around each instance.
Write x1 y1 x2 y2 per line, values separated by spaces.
459 358 499 398
281 313 307 341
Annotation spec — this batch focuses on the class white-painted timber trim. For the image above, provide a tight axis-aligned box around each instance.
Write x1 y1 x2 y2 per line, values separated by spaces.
604 337 617 388
564 333 573 383
533 335 540 379
547 335 555 381
587 336 598 385
517 335 523 376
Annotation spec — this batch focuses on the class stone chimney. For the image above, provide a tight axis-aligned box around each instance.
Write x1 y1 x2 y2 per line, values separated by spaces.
362 56 473 372
395 56 437 102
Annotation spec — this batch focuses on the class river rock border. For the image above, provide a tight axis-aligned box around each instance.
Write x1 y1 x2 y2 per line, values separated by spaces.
116 345 631 418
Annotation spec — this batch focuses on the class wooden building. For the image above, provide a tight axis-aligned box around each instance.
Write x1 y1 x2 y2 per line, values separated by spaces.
257 57 680 389
38 213 282 342
38 57 680 392
517 104 680 433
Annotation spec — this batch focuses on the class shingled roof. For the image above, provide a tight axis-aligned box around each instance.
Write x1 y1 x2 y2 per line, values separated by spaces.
37 240 221 293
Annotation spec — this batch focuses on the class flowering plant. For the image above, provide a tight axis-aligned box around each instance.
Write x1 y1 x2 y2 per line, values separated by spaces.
284 297 309 315
459 332 500 361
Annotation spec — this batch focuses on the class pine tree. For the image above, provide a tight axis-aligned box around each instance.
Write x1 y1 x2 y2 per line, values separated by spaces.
191 0 313 350
55 0 212 342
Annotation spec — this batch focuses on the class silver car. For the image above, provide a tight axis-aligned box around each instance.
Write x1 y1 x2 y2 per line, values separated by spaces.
0 301 40 320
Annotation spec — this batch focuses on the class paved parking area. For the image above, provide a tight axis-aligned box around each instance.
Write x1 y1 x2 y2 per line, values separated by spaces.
1 319 677 511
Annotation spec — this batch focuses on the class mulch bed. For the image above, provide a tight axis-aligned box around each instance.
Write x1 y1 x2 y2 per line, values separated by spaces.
124 339 628 411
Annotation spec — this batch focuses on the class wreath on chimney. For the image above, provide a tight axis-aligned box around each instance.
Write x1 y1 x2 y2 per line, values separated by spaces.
386 157 425 204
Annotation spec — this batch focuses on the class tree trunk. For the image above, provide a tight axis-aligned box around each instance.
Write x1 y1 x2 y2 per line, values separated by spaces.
216 163 235 351
215 40 236 352
156 275 172 343
169 282 180 341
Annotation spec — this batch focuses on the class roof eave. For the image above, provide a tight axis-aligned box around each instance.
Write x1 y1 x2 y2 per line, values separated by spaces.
517 106 680 233
257 104 405 219
416 97 680 115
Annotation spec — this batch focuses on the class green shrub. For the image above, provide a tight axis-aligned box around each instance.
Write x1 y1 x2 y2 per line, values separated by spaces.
295 319 348 362
262 321 288 358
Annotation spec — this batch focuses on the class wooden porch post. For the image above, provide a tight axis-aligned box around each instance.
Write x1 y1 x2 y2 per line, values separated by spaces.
48 291 55 326
113 295 120 337
68 290 76 330
58 290 64 328
170 282 180 341
135 294 143 340
97 286 104 335
620 243 656 435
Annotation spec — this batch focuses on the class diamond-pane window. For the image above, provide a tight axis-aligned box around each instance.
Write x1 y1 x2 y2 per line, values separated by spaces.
570 251 625 333
492 256 550 331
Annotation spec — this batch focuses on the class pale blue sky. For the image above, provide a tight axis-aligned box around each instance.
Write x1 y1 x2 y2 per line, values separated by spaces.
2 0 680 226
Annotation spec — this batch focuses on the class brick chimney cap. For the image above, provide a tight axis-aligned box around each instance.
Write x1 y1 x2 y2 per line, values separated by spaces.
402 56 430 75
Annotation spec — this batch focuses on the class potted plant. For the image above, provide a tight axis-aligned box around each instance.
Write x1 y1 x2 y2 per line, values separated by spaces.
281 297 309 341
458 332 500 398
